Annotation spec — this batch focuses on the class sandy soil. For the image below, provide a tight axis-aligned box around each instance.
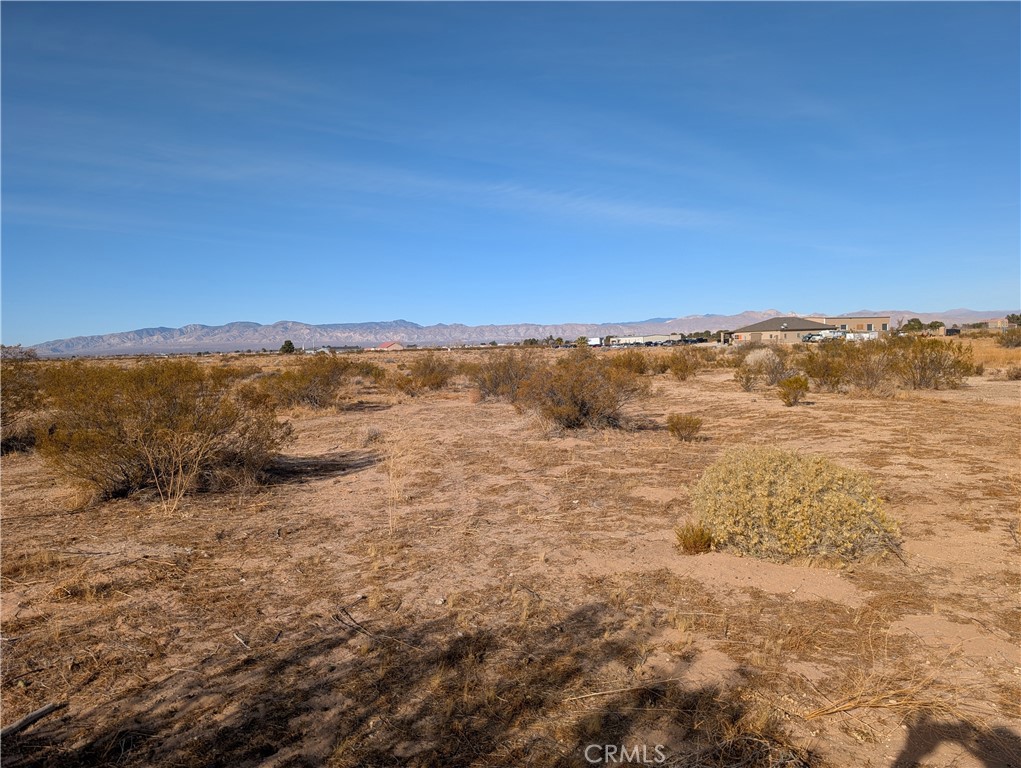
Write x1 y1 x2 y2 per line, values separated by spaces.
2 353 1019 767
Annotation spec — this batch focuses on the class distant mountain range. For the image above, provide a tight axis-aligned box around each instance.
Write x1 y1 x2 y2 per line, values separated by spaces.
29 308 1015 356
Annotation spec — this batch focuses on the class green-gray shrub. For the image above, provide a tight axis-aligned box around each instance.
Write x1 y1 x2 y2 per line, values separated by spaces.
777 374 809 406
690 447 899 563
1 345 42 452
891 336 972 390
38 360 291 501
519 347 648 429
470 350 539 402
667 413 702 441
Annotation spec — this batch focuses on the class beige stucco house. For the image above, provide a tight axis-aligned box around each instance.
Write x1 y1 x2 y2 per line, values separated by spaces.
731 317 836 344
805 315 891 333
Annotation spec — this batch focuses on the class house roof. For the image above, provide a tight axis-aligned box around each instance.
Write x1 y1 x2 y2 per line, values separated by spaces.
732 316 837 333
378 341 402 349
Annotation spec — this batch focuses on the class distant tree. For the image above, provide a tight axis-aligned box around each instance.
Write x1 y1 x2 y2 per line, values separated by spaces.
1006 314 1021 326
490 341 498 346
927 321 945 330
903 318 925 332
280 340 296 354
554 337 564 347
576 336 590 347
522 338 540 347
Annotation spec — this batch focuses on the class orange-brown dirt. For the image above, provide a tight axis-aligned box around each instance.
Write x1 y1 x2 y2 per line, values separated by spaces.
2 347 1019 767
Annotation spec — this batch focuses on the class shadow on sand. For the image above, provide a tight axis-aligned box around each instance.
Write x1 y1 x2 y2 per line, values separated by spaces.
3 603 816 768
892 712 1021 768
264 450 378 486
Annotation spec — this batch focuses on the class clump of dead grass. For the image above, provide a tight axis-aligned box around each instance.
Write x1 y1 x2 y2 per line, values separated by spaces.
675 520 714 554
667 413 703 442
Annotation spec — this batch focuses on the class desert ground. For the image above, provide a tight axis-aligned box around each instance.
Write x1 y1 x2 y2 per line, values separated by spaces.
2 340 1019 767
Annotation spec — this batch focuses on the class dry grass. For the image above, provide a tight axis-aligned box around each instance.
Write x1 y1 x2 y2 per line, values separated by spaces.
968 336 1021 368
675 521 714 554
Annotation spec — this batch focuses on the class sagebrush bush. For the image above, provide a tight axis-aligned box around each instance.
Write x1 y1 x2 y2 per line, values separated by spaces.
519 347 648 429
38 360 292 505
998 328 1021 348
891 336 972 390
1 346 42 452
665 349 700 380
667 413 702 441
797 344 847 392
267 355 358 408
608 349 649 375
734 363 759 392
675 520 713 554
733 348 794 391
469 350 538 402
1005 365 1021 381
690 447 899 563
762 347 797 386
408 352 454 390
842 341 894 392
777 374 809 406
389 352 455 395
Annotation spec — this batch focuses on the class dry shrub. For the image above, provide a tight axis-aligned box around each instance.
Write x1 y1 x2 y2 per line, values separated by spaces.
469 350 539 402
733 347 795 391
519 347 648 429
389 352 454 395
795 338 970 394
730 341 766 366
260 355 384 408
891 336 972 390
1006 365 1021 381
842 340 895 392
37 359 292 506
762 347 797 386
1 345 42 452
408 352 454 390
665 349 700 380
676 520 713 554
734 363 759 392
777 374 809 406
267 355 355 408
608 348 649 375
798 343 847 392
998 328 1021 348
690 447 900 563
667 413 703 441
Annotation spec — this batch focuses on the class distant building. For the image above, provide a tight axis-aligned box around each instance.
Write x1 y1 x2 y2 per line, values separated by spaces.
806 315 891 333
377 341 404 351
731 317 836 344
609 333 685 346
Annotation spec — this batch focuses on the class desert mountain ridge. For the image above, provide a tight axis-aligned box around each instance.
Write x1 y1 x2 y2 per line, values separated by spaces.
28 308 1016 356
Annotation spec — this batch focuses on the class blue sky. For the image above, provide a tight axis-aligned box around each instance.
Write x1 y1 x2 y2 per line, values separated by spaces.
2 2 1018 345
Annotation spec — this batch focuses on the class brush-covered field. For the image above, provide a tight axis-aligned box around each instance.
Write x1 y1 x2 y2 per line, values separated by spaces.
2 338 1019 767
